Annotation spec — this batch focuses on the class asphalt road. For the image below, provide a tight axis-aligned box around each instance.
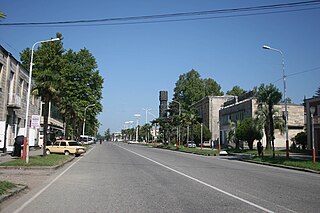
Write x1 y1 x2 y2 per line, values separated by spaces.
2 142 320 213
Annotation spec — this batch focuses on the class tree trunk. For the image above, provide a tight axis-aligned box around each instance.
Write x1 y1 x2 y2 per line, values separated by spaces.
269 103 275 158
42 95 50 157
248 140 254 150
265 126 271 150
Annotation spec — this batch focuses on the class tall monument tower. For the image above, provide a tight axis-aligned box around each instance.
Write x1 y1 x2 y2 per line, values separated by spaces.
159 91 168 118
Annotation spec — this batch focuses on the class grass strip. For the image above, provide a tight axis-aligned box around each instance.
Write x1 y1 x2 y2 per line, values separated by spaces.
0 181 15 195
250 156 320 171
0 154 72 167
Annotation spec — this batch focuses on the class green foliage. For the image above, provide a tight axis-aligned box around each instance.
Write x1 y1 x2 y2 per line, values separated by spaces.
191 123 211 145
235 118 262 150
173 69 205 110
256 83 282 152
122 128 135 141
173 69 223 110
20 33 65 156
0 181 15 195
139 124 153 142
315 86 320 97
227 120 240 149
0 154 72 167
104 128 112 141
226 86 246 96
0 11 6 19
291 131 307 149
204 78 224 96
59 48 103 137
250 156 320 171
20 33 104 142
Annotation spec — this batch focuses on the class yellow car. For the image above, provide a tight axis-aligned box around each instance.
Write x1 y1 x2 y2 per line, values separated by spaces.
46 140 86 157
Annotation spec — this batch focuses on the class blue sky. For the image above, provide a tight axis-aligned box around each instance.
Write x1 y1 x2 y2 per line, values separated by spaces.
1 0 320 133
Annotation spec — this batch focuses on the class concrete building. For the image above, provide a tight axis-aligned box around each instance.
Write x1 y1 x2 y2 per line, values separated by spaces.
304 96 320 154
191 96 233 143
219 91 304 148
0 45 41 152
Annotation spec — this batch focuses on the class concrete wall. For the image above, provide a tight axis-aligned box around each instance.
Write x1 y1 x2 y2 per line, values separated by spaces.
192 96 233 142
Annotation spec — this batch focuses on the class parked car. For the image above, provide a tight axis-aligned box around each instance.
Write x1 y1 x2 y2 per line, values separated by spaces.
186 141 196 148
201 141 211 147
46 140 86 157
128 140 139 144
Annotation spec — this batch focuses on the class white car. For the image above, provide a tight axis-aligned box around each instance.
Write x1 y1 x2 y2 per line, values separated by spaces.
128 140 139 144
186 141 196 148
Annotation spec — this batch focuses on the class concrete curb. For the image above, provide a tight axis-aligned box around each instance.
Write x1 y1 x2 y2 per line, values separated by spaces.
151 146 320 174
0 184 27 204
0 156 76 204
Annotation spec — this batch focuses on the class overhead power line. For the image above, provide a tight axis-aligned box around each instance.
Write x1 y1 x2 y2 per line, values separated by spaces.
1 0 320 27
272 66 320 83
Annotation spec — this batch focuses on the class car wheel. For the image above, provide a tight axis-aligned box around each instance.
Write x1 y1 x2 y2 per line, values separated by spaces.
46 149 51 155
64 151 70 156
75 154 80 157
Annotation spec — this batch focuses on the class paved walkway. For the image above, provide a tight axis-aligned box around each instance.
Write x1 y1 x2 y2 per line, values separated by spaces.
0 148 43 164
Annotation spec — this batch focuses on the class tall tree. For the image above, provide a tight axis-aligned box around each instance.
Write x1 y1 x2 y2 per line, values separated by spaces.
173 69 205 110
204 78 224 96
59 48 103 138
173 69 223 110
20 33 65 156
226 86 246 96
104 129 111 141
256 84 282 157
180 110 199 143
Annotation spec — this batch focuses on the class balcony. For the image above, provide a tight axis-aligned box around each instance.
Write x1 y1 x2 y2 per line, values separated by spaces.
7 93 21 109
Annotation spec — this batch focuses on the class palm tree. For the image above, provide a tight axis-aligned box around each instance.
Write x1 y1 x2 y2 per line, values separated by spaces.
256 84 282 158
315 86 320 97
227 120 240 149
180 111 199 143
0 12 6 19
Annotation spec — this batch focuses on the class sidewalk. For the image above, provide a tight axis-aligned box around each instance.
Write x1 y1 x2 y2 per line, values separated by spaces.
0 148 43 164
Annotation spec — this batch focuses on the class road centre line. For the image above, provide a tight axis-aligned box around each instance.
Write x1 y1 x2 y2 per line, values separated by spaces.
118 144 274 213
13 146 96 213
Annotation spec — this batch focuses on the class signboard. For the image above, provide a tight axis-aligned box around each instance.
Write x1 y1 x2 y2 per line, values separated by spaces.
31 115 41 128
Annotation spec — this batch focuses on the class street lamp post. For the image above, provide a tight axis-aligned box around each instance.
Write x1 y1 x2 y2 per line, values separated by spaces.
172 100 181 147
142 108 151 142
82 104 95 136
263 44 289 159
310 106 316 163
128 121 134 140
201 123 203 150
23 37 60 163
134 114 141 142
